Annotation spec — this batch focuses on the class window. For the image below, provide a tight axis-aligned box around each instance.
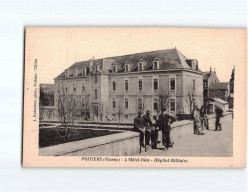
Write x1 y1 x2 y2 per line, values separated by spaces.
125 64 129 72
82 82 85 91
170 99 175 112
125 98 129 109
113 81 116 91
125 115 128 119
153 60 159 69
65 83 69 92
138 62 143 71
81 97 85 106
170 78 176 91
95 75 97 82
138 98 143 110
125 80 128 91
153 99 158 111
82 69 85 76
112 98 116 108
73 69 77 77
112 65 117 73
58 84 60 93
95 65 98 72
65 69 69 77
73 83 76 92
193 79 196 93
153 79 158 91
94 89 97 99
138 79 142 91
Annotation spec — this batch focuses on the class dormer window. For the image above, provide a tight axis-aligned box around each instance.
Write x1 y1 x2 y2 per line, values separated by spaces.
125 62 130 72
153 59 159 70
65 69 69 77
138 61 144 71
73 69 77 77
112 64 117 73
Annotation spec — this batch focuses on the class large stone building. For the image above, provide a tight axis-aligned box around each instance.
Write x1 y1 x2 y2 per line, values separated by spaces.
54 48 203 122
203 67 219 104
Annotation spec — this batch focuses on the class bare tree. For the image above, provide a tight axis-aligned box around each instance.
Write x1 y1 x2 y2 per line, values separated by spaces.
184 86 198 115
156 86 170 116
84 100 91 126
116 99 124 127
57 85 78 142
98 103 104 127
137 97 149 115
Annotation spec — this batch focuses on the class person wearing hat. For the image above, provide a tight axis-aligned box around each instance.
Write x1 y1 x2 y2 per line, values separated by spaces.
214 106 223 131
133 110 145 147
142 110 154 147
193 105 204 135
158 107 176 150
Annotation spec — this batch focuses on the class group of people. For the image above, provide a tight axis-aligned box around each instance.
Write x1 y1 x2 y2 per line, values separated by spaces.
193 105 209 135
193 104 223 135
134 104 224 151
133 108 176 151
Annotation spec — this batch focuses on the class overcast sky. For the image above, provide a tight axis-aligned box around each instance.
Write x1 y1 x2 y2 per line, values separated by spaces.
26 27 246 84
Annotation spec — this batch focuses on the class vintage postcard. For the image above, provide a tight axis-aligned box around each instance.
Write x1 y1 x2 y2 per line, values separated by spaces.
23 27 247 167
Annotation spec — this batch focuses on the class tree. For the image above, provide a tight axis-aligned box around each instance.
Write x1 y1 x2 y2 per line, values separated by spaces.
116 99 124 127
98 103 104 127
57 85 78 142
229 66 235 94
156 86 170 116
137 97 148 115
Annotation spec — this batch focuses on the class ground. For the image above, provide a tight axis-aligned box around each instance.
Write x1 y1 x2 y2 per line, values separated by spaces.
139 119 233 157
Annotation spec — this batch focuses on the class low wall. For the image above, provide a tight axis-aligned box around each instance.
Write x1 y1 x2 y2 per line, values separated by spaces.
40 131 140 156
170 120 194 141
39 112 233 156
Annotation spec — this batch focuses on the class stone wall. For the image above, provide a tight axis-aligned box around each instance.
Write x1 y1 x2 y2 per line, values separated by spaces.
40 131 140 156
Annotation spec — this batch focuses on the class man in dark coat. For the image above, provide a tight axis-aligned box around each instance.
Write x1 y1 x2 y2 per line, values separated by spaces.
134 110 145 147
200 105 209 130
158 108 176 150
215 106 223 131
142 110 154 146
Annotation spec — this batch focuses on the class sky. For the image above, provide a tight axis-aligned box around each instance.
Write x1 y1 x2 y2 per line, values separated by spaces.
26 27 246 84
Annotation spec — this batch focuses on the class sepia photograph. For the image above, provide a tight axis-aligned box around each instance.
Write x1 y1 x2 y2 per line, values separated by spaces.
23 27 246 167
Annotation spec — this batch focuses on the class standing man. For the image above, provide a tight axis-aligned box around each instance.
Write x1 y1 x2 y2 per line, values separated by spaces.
134 110 145 147
215 106 223 131
142 110 154 147
158 108 176 150
200 105 209 130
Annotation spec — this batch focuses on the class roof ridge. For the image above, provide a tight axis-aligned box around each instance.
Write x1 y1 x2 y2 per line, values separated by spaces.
104 48 175 60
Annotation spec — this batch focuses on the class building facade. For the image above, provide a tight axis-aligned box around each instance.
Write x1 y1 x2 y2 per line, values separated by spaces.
54 48 203 122
203 67 219 104
208 82 230 102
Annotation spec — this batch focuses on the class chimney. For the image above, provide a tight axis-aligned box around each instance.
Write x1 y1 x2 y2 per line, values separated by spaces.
210 67 212 74
89 56 94 71
214 68 216 72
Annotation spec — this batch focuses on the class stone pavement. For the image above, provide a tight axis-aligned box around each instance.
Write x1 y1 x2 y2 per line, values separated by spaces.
139 119 233 157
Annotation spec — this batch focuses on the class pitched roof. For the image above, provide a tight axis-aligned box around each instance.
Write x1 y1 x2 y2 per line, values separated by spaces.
209 82 229 90
213 98 228 104
55 48 202 79
203 71 219 80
